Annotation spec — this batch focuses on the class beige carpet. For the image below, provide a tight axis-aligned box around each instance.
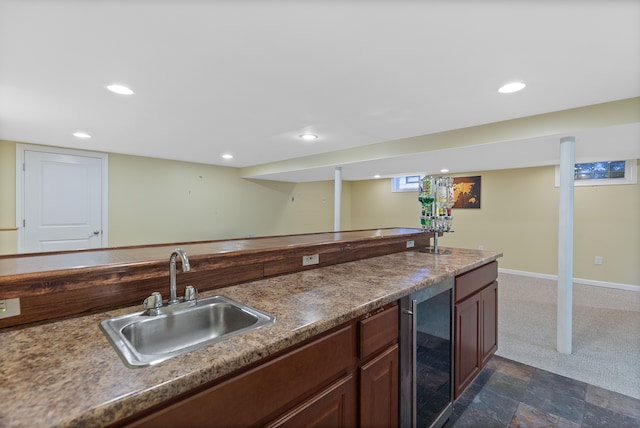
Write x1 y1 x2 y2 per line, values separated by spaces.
495 272 640 400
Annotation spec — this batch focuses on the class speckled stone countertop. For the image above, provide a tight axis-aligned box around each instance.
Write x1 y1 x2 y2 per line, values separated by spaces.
0 247 501 427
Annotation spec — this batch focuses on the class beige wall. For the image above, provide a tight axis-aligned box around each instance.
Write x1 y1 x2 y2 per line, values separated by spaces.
350 164 640 286
109 153 339 246
0 141 17 254
350 179 421 230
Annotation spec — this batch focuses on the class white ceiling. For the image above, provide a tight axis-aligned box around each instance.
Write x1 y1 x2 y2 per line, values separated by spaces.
1 1 639 182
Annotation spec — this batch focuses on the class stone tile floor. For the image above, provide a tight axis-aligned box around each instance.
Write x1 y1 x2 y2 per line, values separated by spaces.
444 355 640 428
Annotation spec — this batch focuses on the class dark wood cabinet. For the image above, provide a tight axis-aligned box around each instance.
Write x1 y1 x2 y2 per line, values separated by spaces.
121 304 399 428
454 262 498 399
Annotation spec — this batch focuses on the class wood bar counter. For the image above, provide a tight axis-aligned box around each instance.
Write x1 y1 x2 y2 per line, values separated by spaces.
0 228 432 328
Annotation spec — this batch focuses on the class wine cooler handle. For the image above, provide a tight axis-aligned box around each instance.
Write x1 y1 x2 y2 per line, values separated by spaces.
411 298 418 428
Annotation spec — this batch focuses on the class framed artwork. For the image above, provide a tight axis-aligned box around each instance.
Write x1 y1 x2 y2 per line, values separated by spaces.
453 176 481 209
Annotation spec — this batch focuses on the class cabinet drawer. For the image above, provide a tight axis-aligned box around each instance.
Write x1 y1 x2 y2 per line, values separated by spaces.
359 305 398 360
455 261 497 303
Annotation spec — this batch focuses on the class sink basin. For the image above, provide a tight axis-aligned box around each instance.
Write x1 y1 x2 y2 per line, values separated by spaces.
100 295 276 367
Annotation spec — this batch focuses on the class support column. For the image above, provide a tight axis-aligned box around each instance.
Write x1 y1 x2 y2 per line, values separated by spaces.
557 136 575 354
334 167 342 232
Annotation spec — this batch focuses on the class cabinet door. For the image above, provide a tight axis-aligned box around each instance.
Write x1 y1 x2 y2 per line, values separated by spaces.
360 344 399 428
454 293 481 399
481 281 498 366
267 375 356 428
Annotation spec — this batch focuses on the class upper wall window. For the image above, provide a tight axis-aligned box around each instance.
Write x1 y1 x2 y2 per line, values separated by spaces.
392 175 423 192
576 161 625 180
555 160 637 187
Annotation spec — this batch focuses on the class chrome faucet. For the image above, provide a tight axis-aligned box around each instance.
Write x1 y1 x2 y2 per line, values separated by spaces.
168 248 191 305
142 248 196 314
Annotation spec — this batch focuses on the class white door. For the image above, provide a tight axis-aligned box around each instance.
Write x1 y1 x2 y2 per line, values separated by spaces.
20 146 107 253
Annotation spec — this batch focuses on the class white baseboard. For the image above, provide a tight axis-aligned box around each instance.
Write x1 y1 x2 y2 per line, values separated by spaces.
498 268 640 292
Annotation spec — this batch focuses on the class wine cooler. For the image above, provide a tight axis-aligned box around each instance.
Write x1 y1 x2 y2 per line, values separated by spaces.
400 277 454 428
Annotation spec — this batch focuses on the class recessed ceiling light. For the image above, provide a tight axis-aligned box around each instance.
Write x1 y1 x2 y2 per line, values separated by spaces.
222 154 233 160
374 175 381 179
498 82 526 94
73 132 91 139
106 84 134 95
300 134 318 141
440 169 449 173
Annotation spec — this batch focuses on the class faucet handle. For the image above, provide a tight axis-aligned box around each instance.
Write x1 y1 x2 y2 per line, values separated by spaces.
143 292 163 310
184 286 198 302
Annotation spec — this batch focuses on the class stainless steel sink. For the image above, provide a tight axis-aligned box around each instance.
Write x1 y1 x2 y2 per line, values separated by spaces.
100 295 276 367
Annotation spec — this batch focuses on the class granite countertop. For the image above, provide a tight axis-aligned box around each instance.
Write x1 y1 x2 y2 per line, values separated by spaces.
0 247 501 427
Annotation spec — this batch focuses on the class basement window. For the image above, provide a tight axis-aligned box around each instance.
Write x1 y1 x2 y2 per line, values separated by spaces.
554 160 637 187
392 175 423 192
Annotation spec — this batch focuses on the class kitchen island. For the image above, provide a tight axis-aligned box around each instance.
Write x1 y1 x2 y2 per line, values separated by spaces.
0 233 501 427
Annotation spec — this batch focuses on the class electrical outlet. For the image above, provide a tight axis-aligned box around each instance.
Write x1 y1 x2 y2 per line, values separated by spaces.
478 245 484 250
594 256 603 265
406 240 415 248
0 298 21 319
302 254 319 266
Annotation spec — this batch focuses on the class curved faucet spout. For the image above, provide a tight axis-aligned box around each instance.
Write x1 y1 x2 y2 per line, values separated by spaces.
169 248 191 305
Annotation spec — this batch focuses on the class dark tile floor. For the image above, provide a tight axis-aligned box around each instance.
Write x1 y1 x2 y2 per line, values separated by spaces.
443 355 640 428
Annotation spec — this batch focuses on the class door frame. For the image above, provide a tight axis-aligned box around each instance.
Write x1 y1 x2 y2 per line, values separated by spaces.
15 143 109 253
